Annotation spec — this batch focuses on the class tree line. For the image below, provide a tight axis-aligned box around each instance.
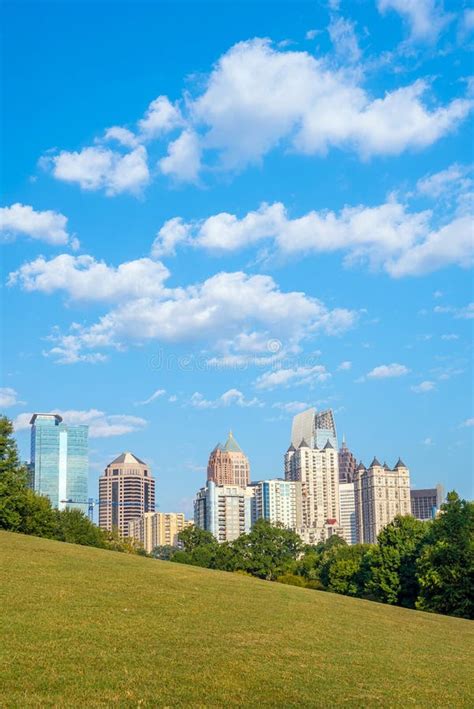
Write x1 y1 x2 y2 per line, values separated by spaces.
1 414 472 619
153 494 473 620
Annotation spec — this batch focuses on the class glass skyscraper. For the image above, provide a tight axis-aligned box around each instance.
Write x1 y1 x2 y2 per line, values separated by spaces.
30 413 88 513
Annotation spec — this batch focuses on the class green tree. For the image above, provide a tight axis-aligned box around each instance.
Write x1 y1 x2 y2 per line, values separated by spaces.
151 545 176 560
177 524 217 553
416 492 474 619
230 519 303 580
0 416 29 531
319 543 372 596
57 508 106 548
365 515 429 607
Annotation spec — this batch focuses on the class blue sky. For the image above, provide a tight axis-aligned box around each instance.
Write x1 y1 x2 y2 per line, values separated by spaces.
2 0 473 516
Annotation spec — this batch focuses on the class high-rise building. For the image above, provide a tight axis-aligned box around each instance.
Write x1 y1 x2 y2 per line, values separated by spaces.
194 480 254 542
354 458 411 544
251 479 302 530
29 413 88 513
339 482 357 545
207 431 250 487
338 436 357 484
290 408 338 450
128 512 192 553
99 452 155 536
284 438 340 544
410 486 444 520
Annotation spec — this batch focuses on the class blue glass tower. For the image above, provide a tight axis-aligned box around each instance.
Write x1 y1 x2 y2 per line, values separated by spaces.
30 413 88 513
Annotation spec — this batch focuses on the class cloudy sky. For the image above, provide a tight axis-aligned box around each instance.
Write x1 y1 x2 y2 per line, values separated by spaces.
2 0 473 515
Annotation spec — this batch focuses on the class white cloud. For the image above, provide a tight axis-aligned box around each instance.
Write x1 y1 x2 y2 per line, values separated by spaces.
10 259 357 363
305 29 319 40
377 0 452 43
328 16 361 63
8 255 169 302
417 163 472 199
191 40 470 169
159 130 201 182
50 145 149 196
366 363 410 378
0 203 71 246
14 409 147 438
154 197 473 277
103 126 139 148
138 96 182 138
255 364 331 390
411 380 436 393
190 389 262 409
0 387 23 408
422 437 433 445
374 216 473 277
433 290 443 298
462 417 474 428
151 217 191 258
338 360 352 371
134 389 166 406
441 333 459 341
272 401 311 414
434 303 474 319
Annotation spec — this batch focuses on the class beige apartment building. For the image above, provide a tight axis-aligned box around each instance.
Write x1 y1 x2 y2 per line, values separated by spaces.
207 431 250 487
128 512 192 553
353 458 411 543
284 438 341 544
98 452 155 537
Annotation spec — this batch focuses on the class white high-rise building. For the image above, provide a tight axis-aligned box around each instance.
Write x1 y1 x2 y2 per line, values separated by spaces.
251 479 302 530
290 408 338 450
339 482 357 545
194 480 254 542
354 458 411 543
285 438 340 544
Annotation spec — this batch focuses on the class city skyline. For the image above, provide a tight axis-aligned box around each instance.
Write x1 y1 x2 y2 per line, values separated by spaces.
2 0 473 518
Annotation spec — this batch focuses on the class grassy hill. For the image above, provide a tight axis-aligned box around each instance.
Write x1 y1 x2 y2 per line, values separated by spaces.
1 532 473 707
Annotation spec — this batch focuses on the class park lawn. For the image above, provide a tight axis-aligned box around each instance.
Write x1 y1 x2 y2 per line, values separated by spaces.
1 531 473 708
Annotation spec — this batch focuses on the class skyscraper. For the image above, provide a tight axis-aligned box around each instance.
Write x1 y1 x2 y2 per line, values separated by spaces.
353 458 411 543
338 436 357 484
284 438 340 544
207 431 250 487
339 482 357 545
410 486 444 520
30 413 88 513
251 479 302 530
99 452 155 536
290 408 338 450
194 480 254 542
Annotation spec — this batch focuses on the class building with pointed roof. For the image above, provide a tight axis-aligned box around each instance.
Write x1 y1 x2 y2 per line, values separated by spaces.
207 431 250 487
353 456 411 544
290 407 338 450
338 437 357 484
98 451 155 536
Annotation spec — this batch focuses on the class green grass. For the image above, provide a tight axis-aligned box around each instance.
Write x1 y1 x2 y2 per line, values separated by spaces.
1 532 473 708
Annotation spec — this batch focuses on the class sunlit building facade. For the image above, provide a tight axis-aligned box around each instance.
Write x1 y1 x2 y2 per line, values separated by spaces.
128 512 192 553
207 431 250 487
410 486 444 520
194 480 254 542
30 413 88 513
251 479 302 530
99 452 155 537
290 408 338 450
339 482 357 545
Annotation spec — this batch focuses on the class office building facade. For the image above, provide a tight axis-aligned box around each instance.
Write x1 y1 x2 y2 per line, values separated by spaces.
338 436 357 484
353 458 411 544
252 479 302 530
30 413 88 513
99 452 155 536
207 431 250 487
194 480 254 542
290 408 338 450
410 486 444 520
339 482 357 545
128 512 192 553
